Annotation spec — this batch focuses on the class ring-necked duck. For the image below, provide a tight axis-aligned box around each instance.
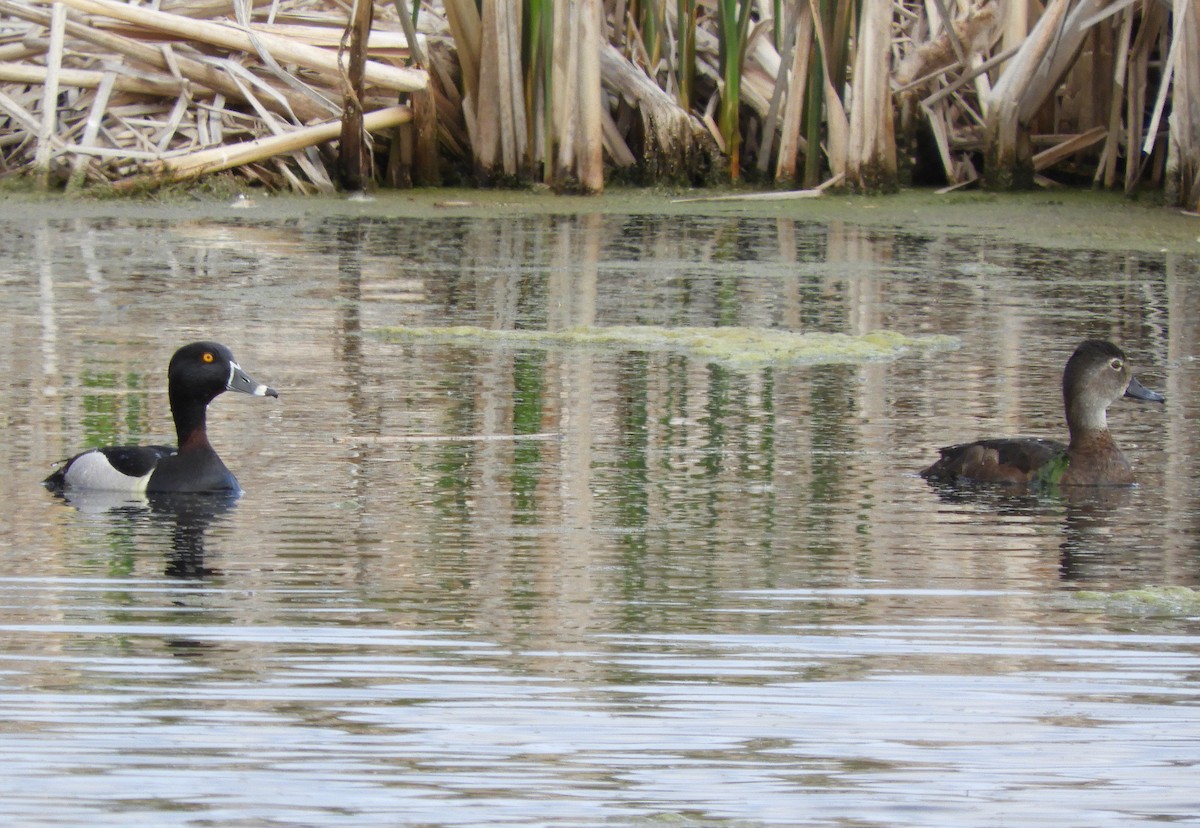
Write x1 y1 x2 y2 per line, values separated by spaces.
45 342 277 494
920 339 1164 486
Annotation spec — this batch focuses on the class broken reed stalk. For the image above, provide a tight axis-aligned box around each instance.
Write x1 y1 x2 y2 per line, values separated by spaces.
757 2 809 175
442 0 481 107
33 0 64 187
0 62 185 95
1165 0 1200 209
392 0 440 186
774 1 813 183
1032 126 1106 170
338 0 373 190
36 0 428 94
473 0 525 176
123 104 412 186
846 0 896 192
545 0 603 191
66 69 116 190
549 0 573 182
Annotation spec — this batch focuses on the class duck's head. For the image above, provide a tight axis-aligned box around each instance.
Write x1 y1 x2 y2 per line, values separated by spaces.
1063 339 1163 432
168 342 278 405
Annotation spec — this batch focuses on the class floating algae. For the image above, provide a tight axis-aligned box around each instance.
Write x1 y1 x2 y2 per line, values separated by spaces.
1066 586 1200 618
378 325 958 367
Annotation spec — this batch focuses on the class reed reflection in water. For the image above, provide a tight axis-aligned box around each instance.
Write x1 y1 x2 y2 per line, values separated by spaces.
0 206 1198 826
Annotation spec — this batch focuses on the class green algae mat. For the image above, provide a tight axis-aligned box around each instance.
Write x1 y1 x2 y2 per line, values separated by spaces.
1066 586 1200 618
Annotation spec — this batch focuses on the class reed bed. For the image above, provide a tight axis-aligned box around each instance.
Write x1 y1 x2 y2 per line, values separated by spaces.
0 0 1195 207
0 0 427 191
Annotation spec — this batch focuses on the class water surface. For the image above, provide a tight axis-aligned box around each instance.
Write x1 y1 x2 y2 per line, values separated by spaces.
1 196 1199 826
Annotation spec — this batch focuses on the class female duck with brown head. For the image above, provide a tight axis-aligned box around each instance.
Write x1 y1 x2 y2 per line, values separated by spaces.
920 339 1163 487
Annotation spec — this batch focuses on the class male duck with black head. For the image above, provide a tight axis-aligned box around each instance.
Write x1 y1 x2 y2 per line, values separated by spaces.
921 339 1163 487
45 342 278 494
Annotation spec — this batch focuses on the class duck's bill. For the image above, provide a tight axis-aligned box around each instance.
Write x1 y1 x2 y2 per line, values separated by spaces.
227 363 279 398
1125 376 1165 403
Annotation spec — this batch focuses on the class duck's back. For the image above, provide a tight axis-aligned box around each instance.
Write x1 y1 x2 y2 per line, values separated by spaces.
920 437 1065 485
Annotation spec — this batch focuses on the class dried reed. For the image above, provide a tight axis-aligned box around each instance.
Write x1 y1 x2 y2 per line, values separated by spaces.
0 0 1193 206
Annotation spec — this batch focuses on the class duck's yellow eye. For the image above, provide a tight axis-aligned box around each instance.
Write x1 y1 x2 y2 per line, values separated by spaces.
1109 358 1123 371
202 352 215 363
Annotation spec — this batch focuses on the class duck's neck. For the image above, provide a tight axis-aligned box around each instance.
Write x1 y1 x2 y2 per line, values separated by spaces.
171 394 214 454
1065 397 1109 449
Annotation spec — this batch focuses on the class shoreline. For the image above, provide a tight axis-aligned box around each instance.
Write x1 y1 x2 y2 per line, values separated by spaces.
2 186 1197 256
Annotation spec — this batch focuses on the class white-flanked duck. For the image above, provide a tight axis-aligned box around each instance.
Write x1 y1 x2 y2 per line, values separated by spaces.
45 342 277 494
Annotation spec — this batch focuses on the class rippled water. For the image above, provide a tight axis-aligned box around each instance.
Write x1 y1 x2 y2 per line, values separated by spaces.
1 196 1199 826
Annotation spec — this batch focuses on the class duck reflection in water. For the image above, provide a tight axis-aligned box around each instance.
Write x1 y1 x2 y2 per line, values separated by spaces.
923 457 1154 583
1056 485 1141 582
51 489 238 579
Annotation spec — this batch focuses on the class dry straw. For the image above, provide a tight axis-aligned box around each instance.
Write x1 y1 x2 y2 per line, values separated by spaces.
0 0 1194 207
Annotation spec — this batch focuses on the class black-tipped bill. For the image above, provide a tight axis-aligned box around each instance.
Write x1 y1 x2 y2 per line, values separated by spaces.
1125 375 1164 403
227 362 279 398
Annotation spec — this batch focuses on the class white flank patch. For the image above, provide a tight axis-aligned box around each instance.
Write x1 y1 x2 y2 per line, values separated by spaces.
63 451 152 492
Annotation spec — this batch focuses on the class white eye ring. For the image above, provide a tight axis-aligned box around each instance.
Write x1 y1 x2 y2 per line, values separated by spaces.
1109 358 1123 371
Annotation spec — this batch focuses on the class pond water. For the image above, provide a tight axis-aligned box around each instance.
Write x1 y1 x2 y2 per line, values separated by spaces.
1 193 1199 826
